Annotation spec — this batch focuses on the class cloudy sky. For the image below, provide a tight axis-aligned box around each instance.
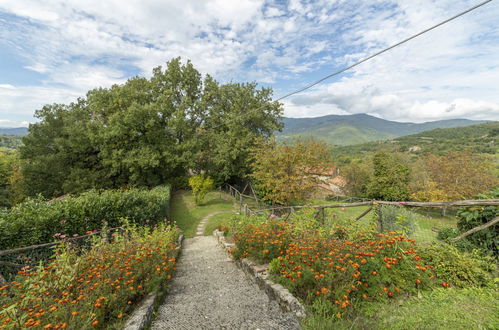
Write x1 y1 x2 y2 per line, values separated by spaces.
0 0 498 127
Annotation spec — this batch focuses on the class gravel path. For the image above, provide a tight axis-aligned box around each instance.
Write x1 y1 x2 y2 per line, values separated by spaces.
152 212 300 330
195 211 232 236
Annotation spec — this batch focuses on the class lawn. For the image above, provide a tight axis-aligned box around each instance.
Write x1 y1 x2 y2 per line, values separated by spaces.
203 212 235 236
171 190 235 238
301 287 498 329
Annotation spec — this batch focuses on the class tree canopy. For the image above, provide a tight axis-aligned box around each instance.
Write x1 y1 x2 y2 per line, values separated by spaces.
250 138 333 205
20 58 283 198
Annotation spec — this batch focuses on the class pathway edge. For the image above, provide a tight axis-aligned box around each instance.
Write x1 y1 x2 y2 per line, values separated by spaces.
213 229 307 319
124 234 184 330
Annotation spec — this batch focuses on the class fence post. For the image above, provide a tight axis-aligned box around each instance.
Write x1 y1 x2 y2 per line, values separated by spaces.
376 205 383 232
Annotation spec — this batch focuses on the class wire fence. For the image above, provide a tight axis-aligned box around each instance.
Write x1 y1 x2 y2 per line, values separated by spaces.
0 227 127 283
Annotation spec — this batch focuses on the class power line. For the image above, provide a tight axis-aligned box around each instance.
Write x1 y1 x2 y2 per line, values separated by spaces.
275 0 493 101
210 0 493 129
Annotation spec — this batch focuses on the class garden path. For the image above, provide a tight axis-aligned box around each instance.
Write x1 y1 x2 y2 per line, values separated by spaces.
152 212 300 330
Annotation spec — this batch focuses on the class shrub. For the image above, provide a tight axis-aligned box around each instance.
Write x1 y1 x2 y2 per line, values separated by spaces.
188 175 214 205
0 223 180 329
232 220 292 264
455 189 498 256
417 243 495 287
0 186 171 250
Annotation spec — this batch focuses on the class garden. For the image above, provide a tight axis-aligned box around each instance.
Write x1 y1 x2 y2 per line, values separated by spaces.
0 185 180 329
222 198 498 329
0 223 180 329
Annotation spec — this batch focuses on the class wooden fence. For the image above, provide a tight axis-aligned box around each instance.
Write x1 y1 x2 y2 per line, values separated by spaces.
224 183 499 241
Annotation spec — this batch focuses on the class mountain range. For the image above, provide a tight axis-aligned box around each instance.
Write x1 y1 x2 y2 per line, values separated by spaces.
278 114 487 145
0 127 28 135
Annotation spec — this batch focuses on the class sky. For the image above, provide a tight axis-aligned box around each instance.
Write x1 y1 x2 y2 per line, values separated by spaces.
0 0 498 127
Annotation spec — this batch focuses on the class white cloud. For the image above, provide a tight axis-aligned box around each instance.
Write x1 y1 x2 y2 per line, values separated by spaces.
0 119 30 127
0 0 498 124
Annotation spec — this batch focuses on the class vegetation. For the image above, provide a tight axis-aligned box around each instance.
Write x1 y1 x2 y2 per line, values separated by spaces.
0 135 23 149
0 186 171 250
0 150 22 207
278 113 485 146
250 139 333 205
455 189 499 255
366 152 410 201
203 213 234 236
170 190 234 238
188 175 215 205
333 121 499 159
415 152 498 201
19 58 282 199
229 214 434 318
0 223 180 329
227 208 497 329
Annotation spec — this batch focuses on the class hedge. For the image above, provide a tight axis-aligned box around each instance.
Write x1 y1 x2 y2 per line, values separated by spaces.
0 185 171 250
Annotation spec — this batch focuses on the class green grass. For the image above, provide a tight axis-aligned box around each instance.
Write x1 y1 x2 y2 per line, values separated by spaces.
305 199 459 244
170 190 235 238
203 213 235 236
302 287 499 329
411 213 458 244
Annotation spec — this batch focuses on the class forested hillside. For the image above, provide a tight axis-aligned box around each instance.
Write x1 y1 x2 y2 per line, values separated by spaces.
278 113 486 145
0 135 23 149
332 121 499 159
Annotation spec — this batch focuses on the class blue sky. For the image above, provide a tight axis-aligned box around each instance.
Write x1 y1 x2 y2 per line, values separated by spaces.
0 0 498 127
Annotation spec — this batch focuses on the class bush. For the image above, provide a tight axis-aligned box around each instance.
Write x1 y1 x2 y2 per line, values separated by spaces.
232 220 292 264
0 186 171 250
0 223 180 329
417 243 495 287
436 227 458 241
455 189 498 256
188 175 214 205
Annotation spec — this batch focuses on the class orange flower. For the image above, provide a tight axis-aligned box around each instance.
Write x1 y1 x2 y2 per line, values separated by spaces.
92 320 99 327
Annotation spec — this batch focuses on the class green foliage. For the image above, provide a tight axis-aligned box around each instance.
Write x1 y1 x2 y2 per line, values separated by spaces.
0 150 19 207
188 175 215 205
340 160 372 198
0 185 171 250
366 152 410 201
250 138 333 205
20 58 282 198
231 217 436 319
0 223 180 329
0 135 23 149
455 188 499 255
417 243 495 287
231 219 292 263
377 205 417 235
332 121 499 158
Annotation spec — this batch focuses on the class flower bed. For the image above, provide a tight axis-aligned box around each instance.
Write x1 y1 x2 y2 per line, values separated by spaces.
230 218 439 319
0 224 179 329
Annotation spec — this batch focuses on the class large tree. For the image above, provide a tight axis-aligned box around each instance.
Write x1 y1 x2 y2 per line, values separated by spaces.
418 152 498 201
366 152 411 201
250 138 333 205
20 58 283 197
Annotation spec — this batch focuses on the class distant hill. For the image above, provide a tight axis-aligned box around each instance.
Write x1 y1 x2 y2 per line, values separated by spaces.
331 121 499 159
0 127 28 135
278 114 487 145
